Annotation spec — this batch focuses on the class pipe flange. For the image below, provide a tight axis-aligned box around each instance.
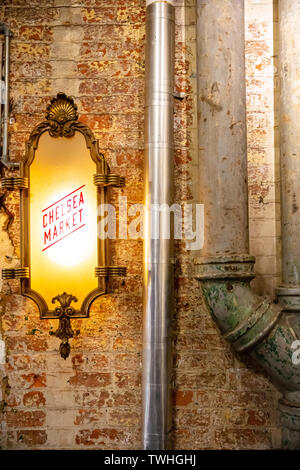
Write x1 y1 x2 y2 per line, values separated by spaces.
279 400 300 431
224 298 272 343
194 254 255 280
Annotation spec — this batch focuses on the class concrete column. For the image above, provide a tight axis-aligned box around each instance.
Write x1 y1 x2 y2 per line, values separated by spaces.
276 0 300 450
197 0 248 256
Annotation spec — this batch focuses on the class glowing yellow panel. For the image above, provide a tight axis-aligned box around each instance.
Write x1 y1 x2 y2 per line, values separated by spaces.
29 131 97 307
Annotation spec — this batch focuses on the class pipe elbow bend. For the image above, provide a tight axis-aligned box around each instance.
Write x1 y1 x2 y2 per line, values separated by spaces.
195 255 300 392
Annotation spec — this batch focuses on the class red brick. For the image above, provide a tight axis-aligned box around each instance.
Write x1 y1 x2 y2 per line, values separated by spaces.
69 372 112 387
176 371 227 390
111 353 141 371
79 114 112 131
82 24 143 42
175 409 211 428
112 335 141 352
72 353 85 368
11 43 50 61
3 0 55 5
6 410 45 428
77 60 142 79
78 390 112 408
109 77 144 95
75 428 136 448
246 409 271 426
173 390 194 406
215 428 272 450
81 7 116 24
6 336 48 353
79 78 109 95
21 373 47 389
5 392 21 408
114 372 141 389
74 409 105 425
16 430 47 447
107 409 140 426
112 390 138 407
18 25 53 41
23 391 46 408
11 61 52 80
4 7 59 25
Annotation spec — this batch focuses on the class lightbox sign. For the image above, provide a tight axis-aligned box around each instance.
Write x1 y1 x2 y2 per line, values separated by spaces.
1 93 126 358
42 184 86 252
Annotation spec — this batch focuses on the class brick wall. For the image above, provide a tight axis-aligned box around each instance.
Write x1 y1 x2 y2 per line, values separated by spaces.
246 0 281 297
0 0 281 450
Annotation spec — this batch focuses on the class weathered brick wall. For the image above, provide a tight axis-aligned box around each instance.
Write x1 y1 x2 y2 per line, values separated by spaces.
0 0 281 450
0 0 145 450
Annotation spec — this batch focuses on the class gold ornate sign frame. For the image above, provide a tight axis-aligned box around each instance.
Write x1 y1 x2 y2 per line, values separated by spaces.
2 93 126 358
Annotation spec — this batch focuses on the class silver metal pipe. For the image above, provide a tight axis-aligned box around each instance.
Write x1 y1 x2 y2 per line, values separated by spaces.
0 24 18 169
142 1 175 450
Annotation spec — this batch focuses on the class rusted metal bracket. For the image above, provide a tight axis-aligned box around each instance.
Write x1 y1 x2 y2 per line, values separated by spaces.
93 174 125 188
2 93 127 360
2 267 30 279
95 266 126 277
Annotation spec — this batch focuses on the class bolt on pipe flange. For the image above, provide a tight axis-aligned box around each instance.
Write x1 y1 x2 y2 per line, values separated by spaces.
276 287 300 313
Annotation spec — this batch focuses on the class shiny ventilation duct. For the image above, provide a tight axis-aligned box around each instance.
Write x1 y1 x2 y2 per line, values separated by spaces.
142 0 175 450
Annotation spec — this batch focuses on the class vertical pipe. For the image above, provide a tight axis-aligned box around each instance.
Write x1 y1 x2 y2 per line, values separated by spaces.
0 35 3 139
277 1 300 287
197 0 248 256
275 0 300 449
143 0 175 450
194 0 300 450
2 31 9 165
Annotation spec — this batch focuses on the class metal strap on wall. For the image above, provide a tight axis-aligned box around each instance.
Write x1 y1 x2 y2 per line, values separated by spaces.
2 267 30 279
95 266 126 277
1 177 29 189
93 174 125 187
0 24 18 169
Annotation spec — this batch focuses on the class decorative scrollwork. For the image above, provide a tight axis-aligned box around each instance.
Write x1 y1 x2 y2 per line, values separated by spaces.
50 292 78 359
26 93 79 148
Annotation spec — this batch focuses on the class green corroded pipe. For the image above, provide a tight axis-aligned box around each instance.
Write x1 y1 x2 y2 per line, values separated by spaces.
195 0 300 448
195 256 300 394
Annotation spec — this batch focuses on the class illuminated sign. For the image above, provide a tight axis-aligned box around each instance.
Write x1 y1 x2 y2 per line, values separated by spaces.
0 93 126 358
